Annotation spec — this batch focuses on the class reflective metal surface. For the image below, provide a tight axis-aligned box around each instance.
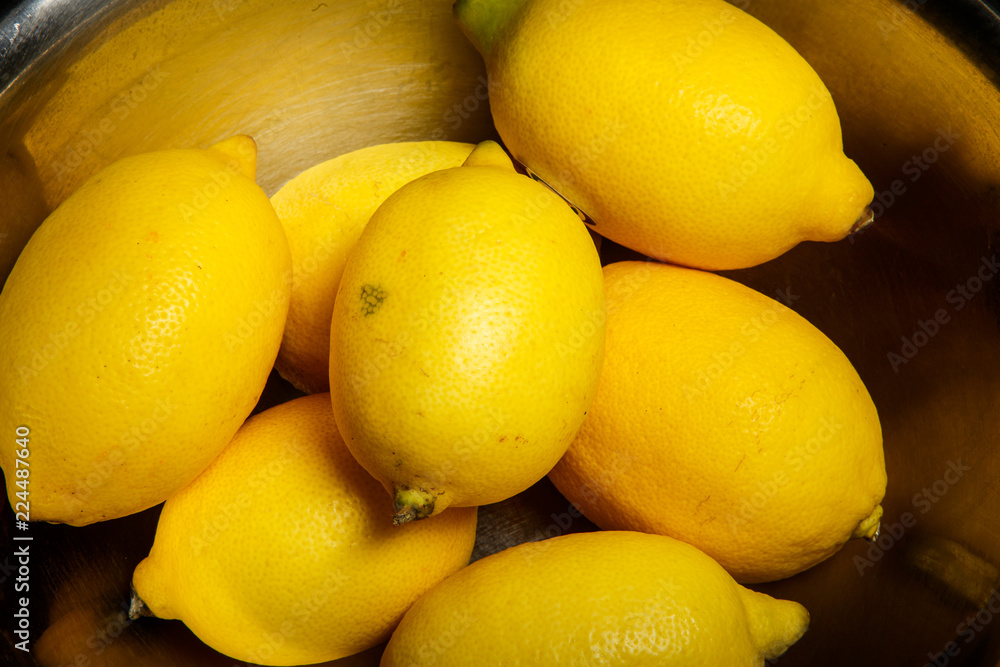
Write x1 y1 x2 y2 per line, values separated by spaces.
2 0 1000 665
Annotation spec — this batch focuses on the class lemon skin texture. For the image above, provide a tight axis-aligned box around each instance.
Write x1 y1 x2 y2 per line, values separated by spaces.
0 136 291 526
548 261 887 583
381 530 810 666
271 141 475 394
131 393 477 666
455 0 874 270
329 141 605 523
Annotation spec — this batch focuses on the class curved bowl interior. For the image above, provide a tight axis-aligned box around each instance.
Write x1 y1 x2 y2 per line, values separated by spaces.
2 0 1000 665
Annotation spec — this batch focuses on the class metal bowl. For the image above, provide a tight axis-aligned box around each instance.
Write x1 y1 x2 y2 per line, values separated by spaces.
2 0 1000 665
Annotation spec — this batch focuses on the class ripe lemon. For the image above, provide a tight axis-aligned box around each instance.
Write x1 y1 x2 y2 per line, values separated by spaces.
131 393 477 666
329 140 605 523
455 0 874 270
270 141 475 394
0 136 290 526
547 261 886 583
382 530 810 665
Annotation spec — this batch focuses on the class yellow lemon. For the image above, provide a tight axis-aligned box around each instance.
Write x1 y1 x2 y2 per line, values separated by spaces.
329 140 605 523
382 530 810 665
270 141 476 394
131 393 477 666
0 136 290 526
455 0 874 270
548 261 886 583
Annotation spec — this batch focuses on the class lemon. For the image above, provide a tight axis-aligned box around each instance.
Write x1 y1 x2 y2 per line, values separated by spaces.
382 530 809 665
0 136 291 526
271 141 476 394
130 393 477 666
548 261 886 583
454 0 874 270
329 140 605 523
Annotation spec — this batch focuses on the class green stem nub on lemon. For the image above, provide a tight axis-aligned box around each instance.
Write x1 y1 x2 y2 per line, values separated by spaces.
393 485 438 525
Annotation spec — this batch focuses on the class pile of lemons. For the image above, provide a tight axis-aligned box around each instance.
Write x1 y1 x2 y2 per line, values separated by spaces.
0 0 886 664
